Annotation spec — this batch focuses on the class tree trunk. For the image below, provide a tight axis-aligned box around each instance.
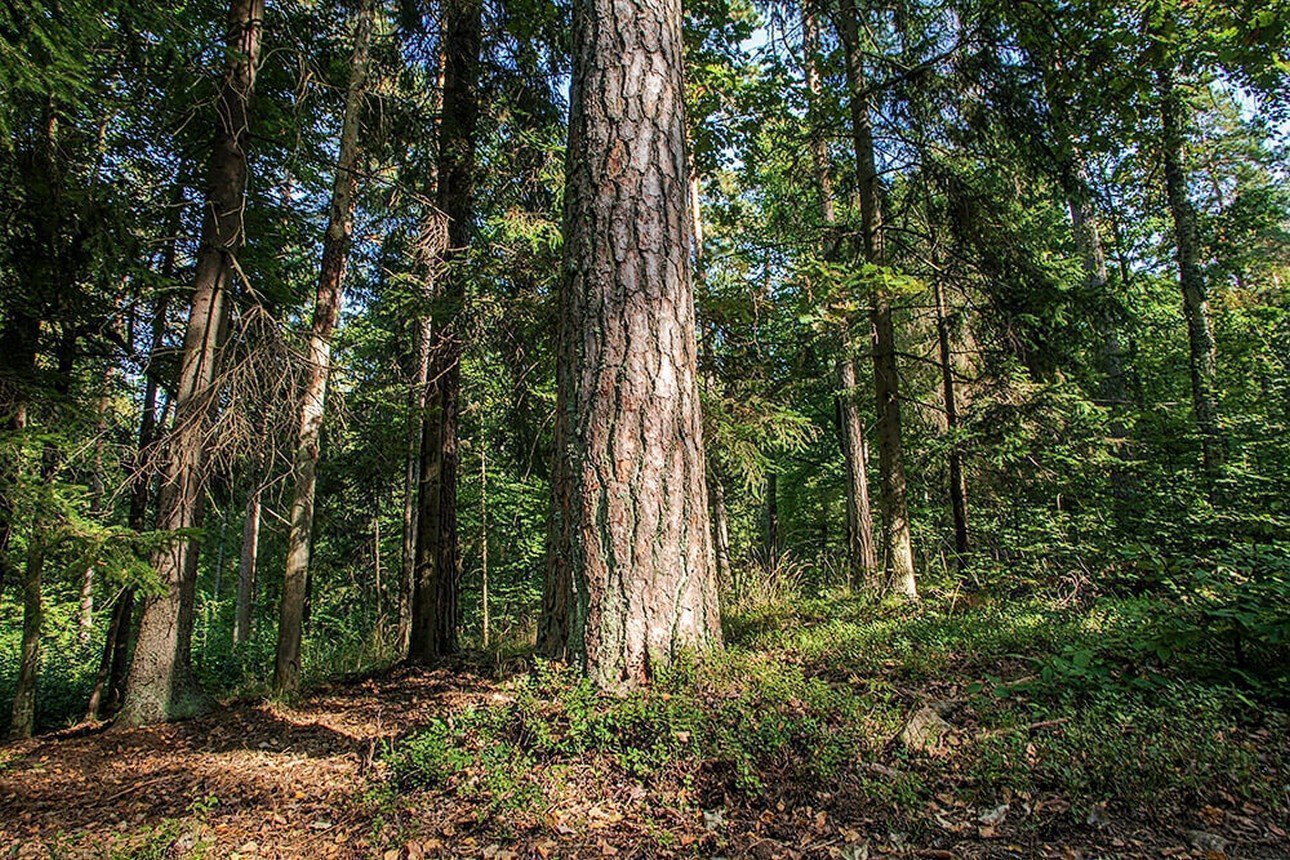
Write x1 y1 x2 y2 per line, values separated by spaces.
933 275 969 563
9 336 75 740
79 377 108 646
837 357 878 582
1065 172 1127 409
479 442 488 649
273 0 373 695
119 0 265 727
836 0 916 597
689 166 733 594
804 0 877 586
765 472 781 572
373 509 382 620
9 542 45 739
540 0 722 687
86 589 133 721
409 0 482 663
399 39 448 660
1157 66 1224 486
88 272 175 721
710 472 732 587
233 483 260 644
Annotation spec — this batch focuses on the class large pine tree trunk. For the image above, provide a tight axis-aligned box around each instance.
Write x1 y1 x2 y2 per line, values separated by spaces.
409 0 482 663
836 0 916 597
273 0 374 695
1157 66 1224 486
119 0 265 727
541 0 722 686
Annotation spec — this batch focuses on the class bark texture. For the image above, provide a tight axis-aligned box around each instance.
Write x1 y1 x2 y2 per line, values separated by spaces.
541 0 722 686
409 0 481 663
836 0 917 596
119 0 264 727
274 0 373 694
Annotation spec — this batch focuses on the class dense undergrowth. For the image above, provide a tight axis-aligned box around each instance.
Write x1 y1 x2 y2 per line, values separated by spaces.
381 579 1288 837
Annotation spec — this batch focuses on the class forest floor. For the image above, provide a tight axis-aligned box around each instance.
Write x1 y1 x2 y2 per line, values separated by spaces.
1 591 1287 859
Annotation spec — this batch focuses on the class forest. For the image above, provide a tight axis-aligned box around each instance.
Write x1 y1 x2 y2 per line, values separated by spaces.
0 0 1287 855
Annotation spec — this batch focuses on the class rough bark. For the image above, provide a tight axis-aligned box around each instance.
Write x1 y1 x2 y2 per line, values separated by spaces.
118 0 264 727
409 0 482 663
836 0 916 597
540 0 722 687
273 0 373 695
1157 66 1224 486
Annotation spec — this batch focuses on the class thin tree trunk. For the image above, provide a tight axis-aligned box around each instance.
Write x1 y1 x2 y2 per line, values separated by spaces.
9 336 75 739
933 275 969 562
805 1 876 586
78 372 111 646
10 541 45 739
836 0 916 597
373 509 382 620
479 441 488 649
540 0 722 686
689 169 733 593
88 265 176 720
119 0 265 727
409 0 482 664
274 0 373 694
1157 65 1224 487
765 472 781 571
212 511 227 599
399 39 448 660
87 589 133 721
711 472 732 587
233 484 260 644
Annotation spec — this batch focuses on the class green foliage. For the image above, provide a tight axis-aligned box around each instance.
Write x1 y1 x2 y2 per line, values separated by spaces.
385 590 1287 824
